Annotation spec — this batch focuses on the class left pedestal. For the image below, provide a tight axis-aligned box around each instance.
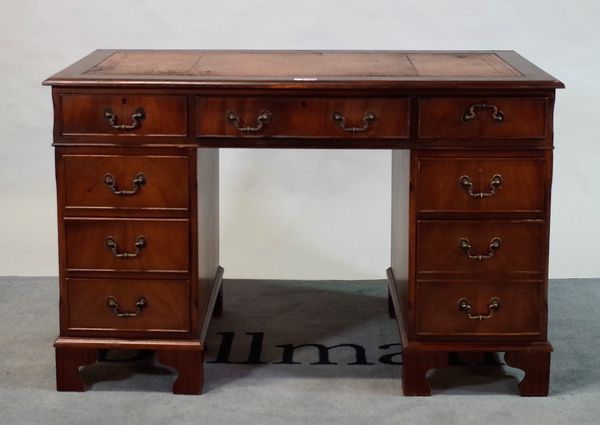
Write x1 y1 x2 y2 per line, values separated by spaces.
53 136 221 394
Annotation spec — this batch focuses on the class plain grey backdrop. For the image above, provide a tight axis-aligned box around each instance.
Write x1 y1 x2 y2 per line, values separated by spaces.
0 0 598 279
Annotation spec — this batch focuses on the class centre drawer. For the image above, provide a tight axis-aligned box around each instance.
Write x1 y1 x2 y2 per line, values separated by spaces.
196 96 410 138
415 280 544 340
64 218 189 272
66 278 190 334
63 154 190 210
416 220 545 276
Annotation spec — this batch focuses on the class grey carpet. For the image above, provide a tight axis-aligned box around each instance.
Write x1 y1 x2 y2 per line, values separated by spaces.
0 277 598 424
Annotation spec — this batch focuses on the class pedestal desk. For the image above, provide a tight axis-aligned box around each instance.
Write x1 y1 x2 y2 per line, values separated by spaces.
43 50 563 396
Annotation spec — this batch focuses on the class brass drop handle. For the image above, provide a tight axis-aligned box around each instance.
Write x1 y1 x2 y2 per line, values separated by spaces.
459 237 502 260
462 102 504 123
227 110 272 133
104 172 146 196
333 110 376 133
105 235 146 258
458 297 500 320
107 296 148 318
459 174 502 198
104 107 145 130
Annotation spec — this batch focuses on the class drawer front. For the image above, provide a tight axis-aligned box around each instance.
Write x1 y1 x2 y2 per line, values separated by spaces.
66 278 190 333
63 154 189 210
60 94 188 137
418 97 547 139
417 157 546 213
416 280 543 339
417 220 545 275
196 97 410 138
65 218 189 272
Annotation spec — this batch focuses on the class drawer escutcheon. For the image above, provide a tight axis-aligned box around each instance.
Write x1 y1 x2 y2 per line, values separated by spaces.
459 174 503 198
227 110 272 133
458 237 502 261
462 102 504 124
332 110 376 133
458 297 501 320
107 296 148 318
105 235 146 259
103 107 145 130
104 172 146 196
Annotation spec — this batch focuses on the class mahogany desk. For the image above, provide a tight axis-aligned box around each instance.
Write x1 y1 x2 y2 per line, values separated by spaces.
43 50 563 396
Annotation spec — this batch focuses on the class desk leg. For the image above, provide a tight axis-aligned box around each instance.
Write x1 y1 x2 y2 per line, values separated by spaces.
156 349 205 395
402 345 448 396
55 346 98 391
505 350 551 396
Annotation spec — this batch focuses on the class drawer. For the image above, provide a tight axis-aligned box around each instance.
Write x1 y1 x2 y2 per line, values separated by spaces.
418 97 547 139
65 218 189 272
62 154 189 210
416 280 543 339
416 156 546 213
60 94 187 137
66 278 190 333
196 96 410 138
416 220 545 275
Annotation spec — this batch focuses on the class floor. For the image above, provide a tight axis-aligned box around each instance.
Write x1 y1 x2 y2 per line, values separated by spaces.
0 277 598 425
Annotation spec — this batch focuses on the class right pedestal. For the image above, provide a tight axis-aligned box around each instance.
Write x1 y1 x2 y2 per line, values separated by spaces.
389 147 554 396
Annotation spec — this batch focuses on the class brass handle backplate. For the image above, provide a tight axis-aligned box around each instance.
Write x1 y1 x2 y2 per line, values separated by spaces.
227 110 272 133
107 296 148 318
104 108 145 130
104 172 146 196
462 102 504 124
458 297 500 320
332 110 376 133
459 174 502 198
105 235 146 258
459 237 502 260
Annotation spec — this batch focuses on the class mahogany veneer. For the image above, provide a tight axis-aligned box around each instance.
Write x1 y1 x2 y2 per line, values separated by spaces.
66 278 191 334
196 96 411 138
418 97 548 139
63 154 190 210
60 94 188 137
44 50 563 395
416 156 546 215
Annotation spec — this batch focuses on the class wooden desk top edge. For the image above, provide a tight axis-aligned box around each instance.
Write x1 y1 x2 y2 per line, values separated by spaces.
43 49 564 90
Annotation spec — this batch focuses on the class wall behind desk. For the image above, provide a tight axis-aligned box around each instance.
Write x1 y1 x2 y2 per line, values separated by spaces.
0 0 597 278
